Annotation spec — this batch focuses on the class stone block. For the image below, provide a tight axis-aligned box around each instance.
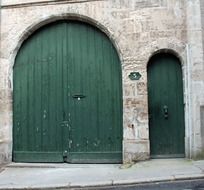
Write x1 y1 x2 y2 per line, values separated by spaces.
123 139 150 163
137 82 147 95
124 83 136 97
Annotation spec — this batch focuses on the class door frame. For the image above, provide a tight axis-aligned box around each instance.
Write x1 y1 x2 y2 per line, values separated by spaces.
11 16 124 163
147 49 186 158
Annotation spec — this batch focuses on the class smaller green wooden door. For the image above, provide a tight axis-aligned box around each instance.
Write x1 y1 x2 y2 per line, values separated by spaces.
148 53 185 157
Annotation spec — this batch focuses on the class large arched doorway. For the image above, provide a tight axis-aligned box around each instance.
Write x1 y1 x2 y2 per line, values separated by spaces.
147 53 185 158
13 20 122 163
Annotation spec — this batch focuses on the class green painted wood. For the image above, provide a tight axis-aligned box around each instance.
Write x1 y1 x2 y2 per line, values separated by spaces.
147 53 185 157
13 21 122 163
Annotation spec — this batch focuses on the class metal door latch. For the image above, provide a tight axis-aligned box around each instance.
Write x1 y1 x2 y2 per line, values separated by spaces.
63 150 68 161
72 94 86 100
163 105 168 119
68 140 72 149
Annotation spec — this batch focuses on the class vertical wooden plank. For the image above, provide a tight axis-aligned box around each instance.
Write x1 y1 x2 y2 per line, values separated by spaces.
20 43 29 151
34 32 42 151
47 24 56 151
27 37 35 151
61 22 67 153
55 22 64 153
13 50 23 152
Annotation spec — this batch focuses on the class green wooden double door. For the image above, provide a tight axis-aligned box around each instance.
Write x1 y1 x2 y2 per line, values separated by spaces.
13 21 122 163
148 53 185 157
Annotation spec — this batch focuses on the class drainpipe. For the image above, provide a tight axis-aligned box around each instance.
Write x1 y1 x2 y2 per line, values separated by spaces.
0 0 1 50
0 0 1 62
186 43 192 159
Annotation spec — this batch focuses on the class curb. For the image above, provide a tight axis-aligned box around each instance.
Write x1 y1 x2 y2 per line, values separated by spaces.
0 174 204 190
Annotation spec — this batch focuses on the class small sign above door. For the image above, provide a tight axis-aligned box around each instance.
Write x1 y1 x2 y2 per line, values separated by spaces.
129 72 141 80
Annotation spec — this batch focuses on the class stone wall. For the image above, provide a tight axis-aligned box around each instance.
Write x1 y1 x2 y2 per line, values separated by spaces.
185 0 204 159
0 0 203 164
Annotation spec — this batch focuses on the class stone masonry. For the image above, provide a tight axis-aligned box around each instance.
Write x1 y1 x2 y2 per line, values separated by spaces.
0 0 204 163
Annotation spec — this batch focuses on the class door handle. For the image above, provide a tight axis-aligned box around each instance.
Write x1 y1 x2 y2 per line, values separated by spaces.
72 94 86 100
163 105 168 119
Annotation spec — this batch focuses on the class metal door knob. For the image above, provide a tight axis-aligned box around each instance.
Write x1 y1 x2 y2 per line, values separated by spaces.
163 105 168 119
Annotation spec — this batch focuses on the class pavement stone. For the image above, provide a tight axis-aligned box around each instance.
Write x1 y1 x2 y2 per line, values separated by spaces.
0 159 203 189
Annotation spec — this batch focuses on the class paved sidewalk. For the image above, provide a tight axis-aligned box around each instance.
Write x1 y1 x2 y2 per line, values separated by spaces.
0 159 204 189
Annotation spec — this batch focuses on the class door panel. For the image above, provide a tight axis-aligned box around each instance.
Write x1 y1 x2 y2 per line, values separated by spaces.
13 21 122 163
148 53 185 157
66 22 122 163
